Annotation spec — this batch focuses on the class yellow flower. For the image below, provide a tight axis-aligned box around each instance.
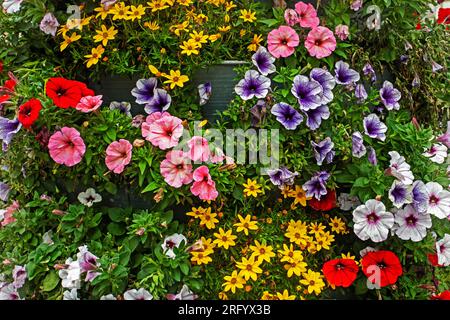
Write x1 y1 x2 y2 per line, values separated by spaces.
239 9 256 23
218 25 231 32
213 228 237 249
209 33 221 42
190 251 212 265
243 179 263 198
163 70 189 89
314 231 334 251
276 290 296 300
60 32 81 52
128 5 146 21
225 1 237 12
250 240 275 263
218 292 228 300
189 30 209 47
195 14 208 24
93 25 118 46
224 14 230 23
284 254 307 277
284 220 311 247
199 237 216 252
236 256 262 281
308 222 326 236
280 186 292 198
147 0 169 12
186 206 206 219
84 45 105 68
144 21 160 31
198 207 219 229
299 270 325 296
329 217 346 234
57 25 69 36
247 34 263 52
94 6 110 19
110 3 131 20
170 21 190 36
222 271 246 293
278 243 303 263
240 29 247 37
180 39 200 56
261 291 275 300
178 0 193 6
233 214 258 235
289 185 311 207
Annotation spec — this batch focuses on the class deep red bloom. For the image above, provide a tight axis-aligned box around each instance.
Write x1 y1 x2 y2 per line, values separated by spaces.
45 77 87 109
0 94 10 104
437 8 450 24
18 98 42 128
427 253 444 267
361 250 403 287
4 79 17 91
309 189 336 211
0 61 3 73
431 290 450 300
322 258 359 287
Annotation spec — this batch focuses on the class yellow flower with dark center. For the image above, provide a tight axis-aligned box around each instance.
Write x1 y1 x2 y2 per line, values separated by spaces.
278 243 303 263
213 228 237 249
222 271 246 293
186 206 206 219
289 185 311 207
218 292 228 300
93 25 118 46
248 34 263 52
199 236 216 252
239 9 256 23
284 253 307 277
163 69 189 89
170 21 190 36
314 231 334 251
233 214 258 235
84 45 105 68
329 217 346 234
190 251 212 265
280 185 292 198
236 256 262 281
195 14 208 24
261 291 275 300
180 39 200 56
128 5 146 21
60 32 81 51
66 17 91 31
110 3 131 20
144 21 160 31
243 179 263 197
177 0 193 6
299 270 325 296
250 240 275 263
57 25 69 36
308 222 326 236
219 25 231 32
94 6 110 19
189 30 209 47
225 1 237 11
209 33 221 42
276 290 296 300
147 0 169 12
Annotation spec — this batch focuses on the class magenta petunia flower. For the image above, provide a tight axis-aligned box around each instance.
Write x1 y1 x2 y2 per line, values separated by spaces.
267 26 299 58
105 139 132 174
305 27 336 59
294 2 320 28
190 166 218 201
75 95 103 113
160 150 193 188
48 127 86 167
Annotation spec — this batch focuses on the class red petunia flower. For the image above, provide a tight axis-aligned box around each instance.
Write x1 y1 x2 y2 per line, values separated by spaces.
431 290 450 300
361 250 403 288
437 8 450 24
322 258 359 288
18 98 42 128
309 189 336 211
0 60 3 73
0 94 10 104
427 253 444 267
45 77 93 109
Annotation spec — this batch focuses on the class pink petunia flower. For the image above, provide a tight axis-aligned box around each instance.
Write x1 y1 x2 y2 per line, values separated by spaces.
142 113 183 150
187 136 210 162
75 95 103 113
267 26 299 58
304 26 337 59
160 150 193 188
335 24 350 40
1 200 19 227
294 2 320 28
48 127 86 167
190 166 218 201
105 139 132 174
284 9 299 26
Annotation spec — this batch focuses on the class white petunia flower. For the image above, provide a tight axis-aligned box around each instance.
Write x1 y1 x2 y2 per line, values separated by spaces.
436 234 450 267
63 288 79 300
426 182 450 219
423 143 448 164
387 151 414 185
353 199 395 243
123 288 153 300
161 233 187 259
77 188 102 207
394 205 432 242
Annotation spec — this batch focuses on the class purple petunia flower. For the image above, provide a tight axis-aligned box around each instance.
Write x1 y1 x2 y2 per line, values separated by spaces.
271 102 303 130
363 114 387 141
252 46 276 76
12 265 27 289
380 81 401 110
437 121 450 148
77 246 100 282
303 105 330 130
0 182 10 202
362 63 376 82
400 55 409 64
388 180 412 208
39 12 59 36
355 84 368 102
267 166 298 187
291 75 323 111
411 180 429 213
198 82 212 106
309 68 336 104
144 88 171 114
250 100 267 127
109 101 131 117
352 131 366 158
235 70 271 101
334 61 360 85
131 78 157 104
302 171 330 200
0 117 21 151
311 137 334 165
368 146 377 165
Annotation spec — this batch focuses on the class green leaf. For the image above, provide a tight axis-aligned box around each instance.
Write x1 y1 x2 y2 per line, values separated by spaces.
353 177 370 188
334 50 348 59
106 128 116 141
42 271 60 292
85 149 93 166
180 263 189 276
104 182 118 195
108 208 124 222
138 161 147 175
107 222 126 236
173 268 181 282
141 181 159 193
259 19 278 27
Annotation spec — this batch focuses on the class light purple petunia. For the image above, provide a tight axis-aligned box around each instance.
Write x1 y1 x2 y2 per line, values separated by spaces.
368 146 377 165
77 246 100 282
334 61 360 85
411 180 429 213
352 131 366 158
302 171 330 200
0 284 20 300
303 105 330 130
362 63 376 82
388 180 412 208
309 68 336 104
109 101 131 117
267 166 298 187
436 234 450 266
437 121 450 148
0 182 10 202
291 75 323 111
235 70 271 101
271 102 303 130
311 137 334 165
250 100 267 127
380 81 401 110
0 117 21 151
352 199 394 243
39 12 59 36
144 88 171 114
252 46 276 76
131 78 157 104
198 82 212 106
363 114 387 141
355 84 367 102
12 265 27 289
394 204 432 242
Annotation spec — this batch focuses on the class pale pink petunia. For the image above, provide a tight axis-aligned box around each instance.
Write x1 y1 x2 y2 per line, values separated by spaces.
105 139 132 174
142 114 183 150
48 127 86 167
141 111 171 137
190 166 218 201
1 200 19 227
160 150 193 188
267 26 299 58
75 95 103 113
304 26 337 59
294 1 320 28
187 136 210 162
335 24 349 40
284 9 299 26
